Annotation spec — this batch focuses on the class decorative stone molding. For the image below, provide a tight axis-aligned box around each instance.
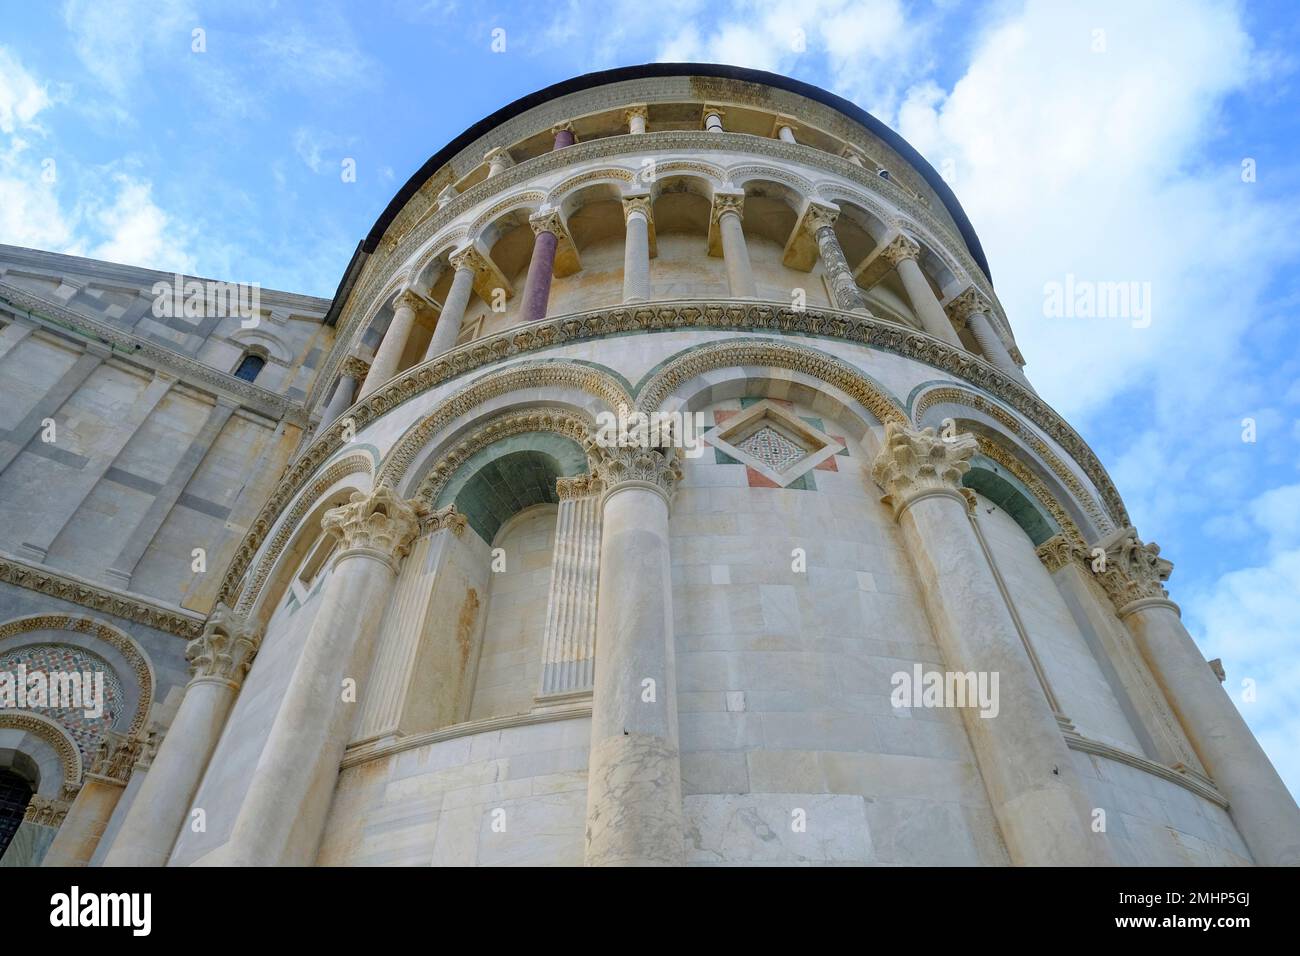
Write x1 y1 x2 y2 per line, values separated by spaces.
0 612 156 737
912 385 1120 532
548 168 636 203
420 504 468 537
225 302 1128 610
321 487 422 563
466 191 547 238
88 731 140 784
871 422 977 516
1093 527 1174 613
584 440 683 501
412 406 594 505
226 453 374 612
879 233 921 267
0 281 299 423
0 556 204 640
556 474 603 499
186 601 264 686
973 435 1086 548
0 712 82 798
24 793 70 827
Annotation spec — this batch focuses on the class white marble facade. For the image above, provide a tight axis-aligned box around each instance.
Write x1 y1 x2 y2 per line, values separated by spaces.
1 66 1297 868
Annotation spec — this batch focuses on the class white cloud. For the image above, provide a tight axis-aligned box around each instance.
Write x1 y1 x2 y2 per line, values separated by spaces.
86 174 197 273
0 48 53 134
60 0 197 99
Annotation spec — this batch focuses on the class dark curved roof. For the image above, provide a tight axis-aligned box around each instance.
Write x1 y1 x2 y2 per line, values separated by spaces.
326 63 990 323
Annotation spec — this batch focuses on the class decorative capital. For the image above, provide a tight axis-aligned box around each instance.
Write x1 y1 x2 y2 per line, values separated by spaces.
803 201 839 235
529 207 568 238
840 144 868 166
702 104 727 123
880 233 921 267
435 184 458 209
1093 527 1173 610
88 731 140 784
187 600 265 685
710 191 744 225
945 286 993 325
321 486 422 562
625 105 648 122
340 353 371 381
23 794 69 827
391 288 429 314
421 503 468 537
484 146 514 170
449 244 489 277
551 121 576 137
584 438 683 501
556 474 603 499
1035 533 1087 573
622 193 653 224
871 422 977 516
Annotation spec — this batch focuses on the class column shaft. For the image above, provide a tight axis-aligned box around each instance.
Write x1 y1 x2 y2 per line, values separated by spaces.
539 485 602 697
322 373 357 426
718 211 756 298
424 265 475 360
814 224 867 311
968 310 1030 386
520 230 558 323
1123 599 1300 865
359 294 419 398
622 211 652 303
896 256 961 347
585 481 683 865
41 777 124 867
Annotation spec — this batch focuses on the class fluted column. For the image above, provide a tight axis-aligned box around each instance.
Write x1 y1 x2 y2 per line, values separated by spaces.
712 193 756 298
947 287 1031 387
213 486 420 866
872 423 1111 866
621 195 653 303
538 476 603 699
583 444 685 866
103 604 262 867
1096 529 1300 865
359 289 424 398
882 234 962 347
520 210 562 323
806 204 867 312
626 106 648 134
424 250 479 360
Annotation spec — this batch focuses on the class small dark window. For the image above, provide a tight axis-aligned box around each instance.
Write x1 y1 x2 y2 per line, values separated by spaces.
0 767 33 860
234 353 265 382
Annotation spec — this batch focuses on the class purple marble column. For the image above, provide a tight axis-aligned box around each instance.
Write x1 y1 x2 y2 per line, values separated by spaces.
520 228 559 323
553 126 575 149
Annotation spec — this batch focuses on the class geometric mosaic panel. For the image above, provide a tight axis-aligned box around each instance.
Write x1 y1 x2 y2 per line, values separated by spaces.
0 643 124 762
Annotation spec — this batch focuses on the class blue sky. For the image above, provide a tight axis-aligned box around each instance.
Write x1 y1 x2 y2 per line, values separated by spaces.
2 0 1297 794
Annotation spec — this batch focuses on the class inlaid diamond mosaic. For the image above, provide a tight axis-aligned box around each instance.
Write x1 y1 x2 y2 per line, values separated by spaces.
703 399 845 488
735 425 808 472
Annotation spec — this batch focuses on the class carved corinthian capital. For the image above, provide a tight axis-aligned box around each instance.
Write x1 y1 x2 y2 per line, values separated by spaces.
1035 533 1087 573
187 600 265 686
803 200 839 235
880 233 921 267
321 486 422 563
871 422 977 517
1093 527 1174 612
584 438 683 502
710 191 745 224
944 286 993 325
421 503 468 537
24 794 70 827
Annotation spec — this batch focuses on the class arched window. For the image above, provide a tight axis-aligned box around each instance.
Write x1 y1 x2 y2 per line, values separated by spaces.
0 767 34 859
233 352 266 382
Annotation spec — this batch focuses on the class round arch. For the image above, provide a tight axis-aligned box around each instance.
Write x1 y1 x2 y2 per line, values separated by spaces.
0 712 82 799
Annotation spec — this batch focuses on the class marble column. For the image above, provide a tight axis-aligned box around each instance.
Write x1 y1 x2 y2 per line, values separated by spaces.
538 476 603 700
322 371 357 426
774 117 798 143
552 123 576 149
520 211 562 323
42 734 140 867
881 234 962 347
712 193 756 298
946 287 1031 387
621 195 653 304
359 289 424 399
213 486 420 866
806 205 867 312
1095 528 1300 866
626 106 648 134
102 604 262 867
583 444 685 866
484 147 514 178
872 423 1112 866
424 250 479 361
704 108 724 133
